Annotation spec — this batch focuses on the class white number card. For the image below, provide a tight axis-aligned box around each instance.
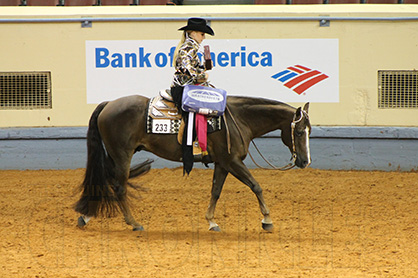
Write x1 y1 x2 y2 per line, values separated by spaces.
152 119 171 134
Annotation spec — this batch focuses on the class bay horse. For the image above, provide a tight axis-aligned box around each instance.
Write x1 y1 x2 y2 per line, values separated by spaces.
74 95 311 232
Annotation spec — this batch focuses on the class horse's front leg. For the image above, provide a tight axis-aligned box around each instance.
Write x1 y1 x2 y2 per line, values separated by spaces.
205 164 229 231
229 161 273 232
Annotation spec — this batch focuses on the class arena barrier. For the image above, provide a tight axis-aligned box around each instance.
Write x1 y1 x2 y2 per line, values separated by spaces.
1 126 417 171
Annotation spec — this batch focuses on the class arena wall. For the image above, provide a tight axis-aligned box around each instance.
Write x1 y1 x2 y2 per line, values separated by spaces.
1 126 418 171
0 5 417 170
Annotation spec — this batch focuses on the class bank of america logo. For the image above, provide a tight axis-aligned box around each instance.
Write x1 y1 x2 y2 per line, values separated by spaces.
271 65 329 95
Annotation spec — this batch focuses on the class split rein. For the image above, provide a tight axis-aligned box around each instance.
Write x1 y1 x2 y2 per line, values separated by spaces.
248 141 296 171
225 106 306 171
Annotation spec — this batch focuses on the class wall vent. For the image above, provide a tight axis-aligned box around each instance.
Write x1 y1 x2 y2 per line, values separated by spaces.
0 72 52 110
378 70 418 109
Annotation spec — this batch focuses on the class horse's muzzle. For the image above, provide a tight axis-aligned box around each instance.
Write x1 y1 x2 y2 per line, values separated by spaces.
295 156 311 169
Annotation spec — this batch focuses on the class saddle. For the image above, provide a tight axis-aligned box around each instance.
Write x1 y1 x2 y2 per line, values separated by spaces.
147 89 222 143
148 90 181 120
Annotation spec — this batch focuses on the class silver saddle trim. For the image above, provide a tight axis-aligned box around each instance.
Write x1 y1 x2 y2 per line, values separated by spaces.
148 95 181 119
159 89 173 102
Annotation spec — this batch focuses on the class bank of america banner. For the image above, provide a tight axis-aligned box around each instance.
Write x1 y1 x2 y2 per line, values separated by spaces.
86 39 338 104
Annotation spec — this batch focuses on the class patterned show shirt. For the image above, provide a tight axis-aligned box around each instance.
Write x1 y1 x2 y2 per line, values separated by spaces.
172 37 207 86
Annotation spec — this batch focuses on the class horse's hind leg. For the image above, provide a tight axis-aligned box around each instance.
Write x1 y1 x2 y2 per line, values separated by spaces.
77 215 91 228
111 159 145 231
205 164 229 231
118 199 144 231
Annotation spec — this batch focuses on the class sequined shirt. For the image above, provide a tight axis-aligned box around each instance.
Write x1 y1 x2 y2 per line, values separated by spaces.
172 37 207 87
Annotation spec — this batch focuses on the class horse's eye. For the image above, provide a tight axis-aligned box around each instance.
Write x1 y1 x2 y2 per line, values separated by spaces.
295 130 304 137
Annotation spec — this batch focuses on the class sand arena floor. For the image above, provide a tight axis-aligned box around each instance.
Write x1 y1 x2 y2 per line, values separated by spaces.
0 167 417 277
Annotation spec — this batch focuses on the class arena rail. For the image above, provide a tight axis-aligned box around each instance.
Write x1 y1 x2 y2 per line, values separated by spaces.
0 15 418 24
1 126 417 171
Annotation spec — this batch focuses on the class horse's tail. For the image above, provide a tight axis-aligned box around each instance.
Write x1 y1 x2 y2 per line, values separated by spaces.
74 101 116 217
74 101 153 218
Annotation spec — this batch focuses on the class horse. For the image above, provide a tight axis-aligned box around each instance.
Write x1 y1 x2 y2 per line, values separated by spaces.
74 95 311 232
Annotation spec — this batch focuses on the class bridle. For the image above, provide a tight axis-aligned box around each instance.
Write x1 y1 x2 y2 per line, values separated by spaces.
289 110 309 164
239 108 309 171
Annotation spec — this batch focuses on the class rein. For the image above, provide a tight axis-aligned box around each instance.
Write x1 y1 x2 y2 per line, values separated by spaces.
248 140 296 171
225 105 305 171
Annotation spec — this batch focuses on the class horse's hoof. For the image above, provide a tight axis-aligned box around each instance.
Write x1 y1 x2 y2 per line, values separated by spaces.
262 222 274 232
77 216 86 228
133 226 144 231
209 225 221 232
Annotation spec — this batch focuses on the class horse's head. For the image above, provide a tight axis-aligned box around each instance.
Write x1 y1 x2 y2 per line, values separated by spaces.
282 102 311 169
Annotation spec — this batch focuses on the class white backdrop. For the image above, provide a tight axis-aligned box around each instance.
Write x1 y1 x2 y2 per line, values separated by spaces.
86 39 339 104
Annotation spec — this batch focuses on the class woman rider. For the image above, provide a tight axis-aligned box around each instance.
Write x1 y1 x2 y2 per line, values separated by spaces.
171 17 214 104
170 17 214 174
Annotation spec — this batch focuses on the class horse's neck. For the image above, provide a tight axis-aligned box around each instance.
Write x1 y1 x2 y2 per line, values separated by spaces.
230 98 295 139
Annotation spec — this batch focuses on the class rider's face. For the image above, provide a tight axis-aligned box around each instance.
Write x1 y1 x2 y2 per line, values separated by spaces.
190 31 206 44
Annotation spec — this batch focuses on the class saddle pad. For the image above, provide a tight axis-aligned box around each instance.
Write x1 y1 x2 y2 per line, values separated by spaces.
147 116 221 134
146 96 222 134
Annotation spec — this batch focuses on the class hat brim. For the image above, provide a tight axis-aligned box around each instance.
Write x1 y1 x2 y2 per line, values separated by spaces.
178 25 214 36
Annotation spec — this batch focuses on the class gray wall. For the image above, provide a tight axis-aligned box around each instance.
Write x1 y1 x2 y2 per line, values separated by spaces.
0 127 417 171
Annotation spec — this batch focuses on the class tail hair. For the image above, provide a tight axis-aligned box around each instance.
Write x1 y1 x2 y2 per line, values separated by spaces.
74 101 118 217
74 102 154 218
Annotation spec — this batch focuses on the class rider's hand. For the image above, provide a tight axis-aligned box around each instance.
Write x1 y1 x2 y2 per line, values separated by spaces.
198 73 209 83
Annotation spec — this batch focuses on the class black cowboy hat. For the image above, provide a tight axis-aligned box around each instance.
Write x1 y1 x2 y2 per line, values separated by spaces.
178 17 214 36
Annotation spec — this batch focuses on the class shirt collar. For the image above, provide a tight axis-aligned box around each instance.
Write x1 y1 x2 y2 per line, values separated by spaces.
185 35 200 47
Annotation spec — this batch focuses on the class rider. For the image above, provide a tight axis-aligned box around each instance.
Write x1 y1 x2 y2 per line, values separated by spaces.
171 17 214 105
170 17 214 174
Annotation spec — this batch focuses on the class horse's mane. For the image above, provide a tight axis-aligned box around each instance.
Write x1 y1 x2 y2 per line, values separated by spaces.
227 95 294 110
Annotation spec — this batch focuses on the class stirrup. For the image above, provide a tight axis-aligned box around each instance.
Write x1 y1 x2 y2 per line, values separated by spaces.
193 142 211 164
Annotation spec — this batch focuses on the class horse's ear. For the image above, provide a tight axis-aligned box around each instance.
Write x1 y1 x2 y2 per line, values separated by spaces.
303 102 310 114
296 107 302 118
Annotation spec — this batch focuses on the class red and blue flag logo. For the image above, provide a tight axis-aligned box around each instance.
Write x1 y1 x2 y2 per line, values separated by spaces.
272 65 329 95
